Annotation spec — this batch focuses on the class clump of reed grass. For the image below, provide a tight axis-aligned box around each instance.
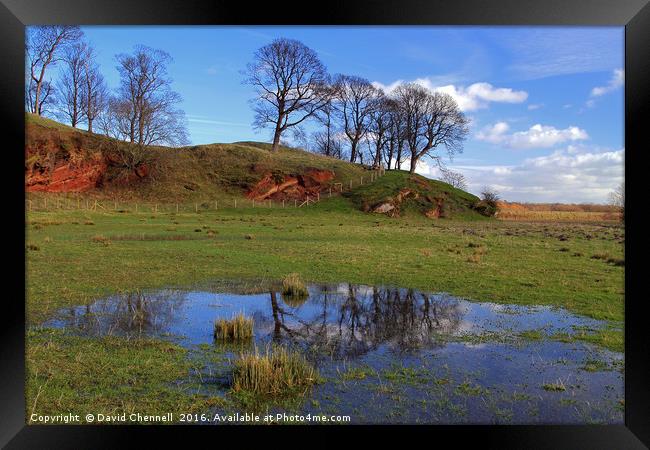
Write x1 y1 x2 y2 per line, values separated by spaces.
214 313 254 341
232 345 318 395
282 273 308 299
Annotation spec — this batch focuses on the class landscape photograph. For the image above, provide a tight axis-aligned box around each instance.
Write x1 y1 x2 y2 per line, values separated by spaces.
25 25 625 425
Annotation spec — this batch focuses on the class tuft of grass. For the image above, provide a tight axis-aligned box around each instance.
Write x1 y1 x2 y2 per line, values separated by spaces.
27 244 40 251
91 235 111 245
542 380 567 392
466 253 482 263
244 234 254 240
606 257 624 267
282 273 308 298
232 345 318 395
214 313 254 341
591 252 610 260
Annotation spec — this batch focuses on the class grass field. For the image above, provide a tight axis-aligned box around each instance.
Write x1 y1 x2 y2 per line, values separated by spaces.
25 195 624 420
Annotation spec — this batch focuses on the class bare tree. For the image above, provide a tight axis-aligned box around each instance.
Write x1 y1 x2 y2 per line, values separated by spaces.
334 74 380 163
367 94 392 168
440 168 468 190
56 42 88 127
243 38 330 152
310 86 343 158
385 104 407 170
81 45 108 133
103 46 188 147
26 78 55 116
393 83 469 174
608 183 624 222
26 26 83 115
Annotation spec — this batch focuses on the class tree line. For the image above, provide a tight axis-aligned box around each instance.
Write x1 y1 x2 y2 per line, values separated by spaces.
26 26 188 148
244 38 470 175
26 29 470 180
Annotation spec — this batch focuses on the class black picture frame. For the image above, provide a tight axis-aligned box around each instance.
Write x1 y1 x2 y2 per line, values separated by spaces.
2 0 648 447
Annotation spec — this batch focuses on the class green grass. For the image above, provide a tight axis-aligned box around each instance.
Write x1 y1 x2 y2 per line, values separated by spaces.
26 328 225 422
232 345 318 395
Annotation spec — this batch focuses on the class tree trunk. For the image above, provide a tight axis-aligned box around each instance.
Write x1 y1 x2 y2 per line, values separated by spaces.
409 156 417 174
271 126 282 152
88 119 93 133
349 140 358 163
396 141 403 170
34 82 42 116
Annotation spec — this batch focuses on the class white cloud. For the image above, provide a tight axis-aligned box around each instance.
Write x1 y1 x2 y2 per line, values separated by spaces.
527 103 543 110
477 122 589 149
372 78 528 112
590 69 624 97
449 146 624 203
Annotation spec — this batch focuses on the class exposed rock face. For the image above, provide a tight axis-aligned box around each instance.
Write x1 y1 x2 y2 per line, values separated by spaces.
371 189 420 217
372 189 445 219
247 169 335 201
26 156 149 192
26 155 107 192
373 203 395 214
424 196 444 219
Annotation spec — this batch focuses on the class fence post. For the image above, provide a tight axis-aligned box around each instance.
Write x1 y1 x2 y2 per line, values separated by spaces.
294 199 297 208
317 192 320 202
282 200 285 208
195 203 198 213
252 199 255 208
234 199 237 208
215 200 218 210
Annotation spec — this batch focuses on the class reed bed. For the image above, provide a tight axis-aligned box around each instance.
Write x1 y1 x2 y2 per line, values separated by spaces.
232 345 318 395
281 273 308 299
214 313 254 341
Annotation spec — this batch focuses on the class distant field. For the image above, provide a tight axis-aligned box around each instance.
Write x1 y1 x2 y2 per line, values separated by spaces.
497 209 621 222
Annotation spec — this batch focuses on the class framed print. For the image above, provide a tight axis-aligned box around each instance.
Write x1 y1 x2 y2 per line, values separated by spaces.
1 0 649 447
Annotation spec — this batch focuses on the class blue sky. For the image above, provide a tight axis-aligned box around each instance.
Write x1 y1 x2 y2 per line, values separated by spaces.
52 26 624 203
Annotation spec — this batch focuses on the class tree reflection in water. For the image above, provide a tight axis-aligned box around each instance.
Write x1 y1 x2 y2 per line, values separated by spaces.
263 284 464 360
57 290 186 337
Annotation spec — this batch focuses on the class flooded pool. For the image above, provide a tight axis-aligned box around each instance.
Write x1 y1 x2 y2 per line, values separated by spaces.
43 283 624 424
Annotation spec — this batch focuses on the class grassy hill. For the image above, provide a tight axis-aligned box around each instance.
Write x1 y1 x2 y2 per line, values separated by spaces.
25 113 485 219
346 170 482 220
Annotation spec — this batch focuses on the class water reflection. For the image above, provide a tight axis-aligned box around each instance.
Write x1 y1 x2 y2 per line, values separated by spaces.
50 284 466 359
55 290 187 338
264 285 464 358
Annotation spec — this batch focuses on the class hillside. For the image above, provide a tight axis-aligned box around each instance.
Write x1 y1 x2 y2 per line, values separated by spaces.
346 170 482 219
25 113 485 219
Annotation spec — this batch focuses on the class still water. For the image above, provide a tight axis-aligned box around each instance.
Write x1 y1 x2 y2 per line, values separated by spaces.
44 283 624 424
